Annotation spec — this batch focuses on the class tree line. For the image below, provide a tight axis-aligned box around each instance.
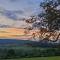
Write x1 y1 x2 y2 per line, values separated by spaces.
0 47 60 59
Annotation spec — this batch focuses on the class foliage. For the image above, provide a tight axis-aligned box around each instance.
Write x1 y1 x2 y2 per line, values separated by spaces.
0 46 60 59
40 0 60 31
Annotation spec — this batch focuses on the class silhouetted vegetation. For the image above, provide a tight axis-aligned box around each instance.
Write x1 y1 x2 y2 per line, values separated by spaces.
5 49 16 59
39 0 60 31
0 46 59 59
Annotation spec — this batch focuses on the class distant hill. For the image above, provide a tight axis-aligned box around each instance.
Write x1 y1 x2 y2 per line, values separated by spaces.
0 39 60 48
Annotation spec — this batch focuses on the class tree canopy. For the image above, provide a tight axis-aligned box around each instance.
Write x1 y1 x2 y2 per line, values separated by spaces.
39 0 60 31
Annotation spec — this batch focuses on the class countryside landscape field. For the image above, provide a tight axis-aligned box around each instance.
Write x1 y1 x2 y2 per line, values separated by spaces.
5 56 60 60
0 0 60 59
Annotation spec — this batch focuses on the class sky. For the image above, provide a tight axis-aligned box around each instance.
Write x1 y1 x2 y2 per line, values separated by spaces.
0 0 43 28
0 0 59 40
0 0 43 16
0 0 43 39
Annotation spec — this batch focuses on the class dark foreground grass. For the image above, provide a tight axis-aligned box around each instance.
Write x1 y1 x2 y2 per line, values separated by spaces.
4 56 60 60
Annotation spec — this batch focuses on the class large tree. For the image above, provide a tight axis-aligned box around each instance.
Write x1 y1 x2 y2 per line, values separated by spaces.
40 0 60 31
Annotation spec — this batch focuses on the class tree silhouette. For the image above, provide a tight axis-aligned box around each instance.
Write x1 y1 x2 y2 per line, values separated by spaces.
40 0 60 31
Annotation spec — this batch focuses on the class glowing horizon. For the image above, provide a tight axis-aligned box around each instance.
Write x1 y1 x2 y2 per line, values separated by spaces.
0 28 33 39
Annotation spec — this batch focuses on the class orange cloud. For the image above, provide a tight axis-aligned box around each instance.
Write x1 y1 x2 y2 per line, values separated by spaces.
0 28 33 40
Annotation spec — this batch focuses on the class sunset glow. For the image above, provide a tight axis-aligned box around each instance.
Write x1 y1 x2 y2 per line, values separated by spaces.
0 28 59 41
0 28 33 40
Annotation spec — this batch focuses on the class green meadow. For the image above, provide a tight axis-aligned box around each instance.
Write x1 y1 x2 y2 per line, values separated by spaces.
5 56 60 60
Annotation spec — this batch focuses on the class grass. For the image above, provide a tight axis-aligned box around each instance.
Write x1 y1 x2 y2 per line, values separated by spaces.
4 56 60 60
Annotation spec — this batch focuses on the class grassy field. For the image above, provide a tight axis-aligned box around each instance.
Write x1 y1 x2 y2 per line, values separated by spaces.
4 56 60 60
